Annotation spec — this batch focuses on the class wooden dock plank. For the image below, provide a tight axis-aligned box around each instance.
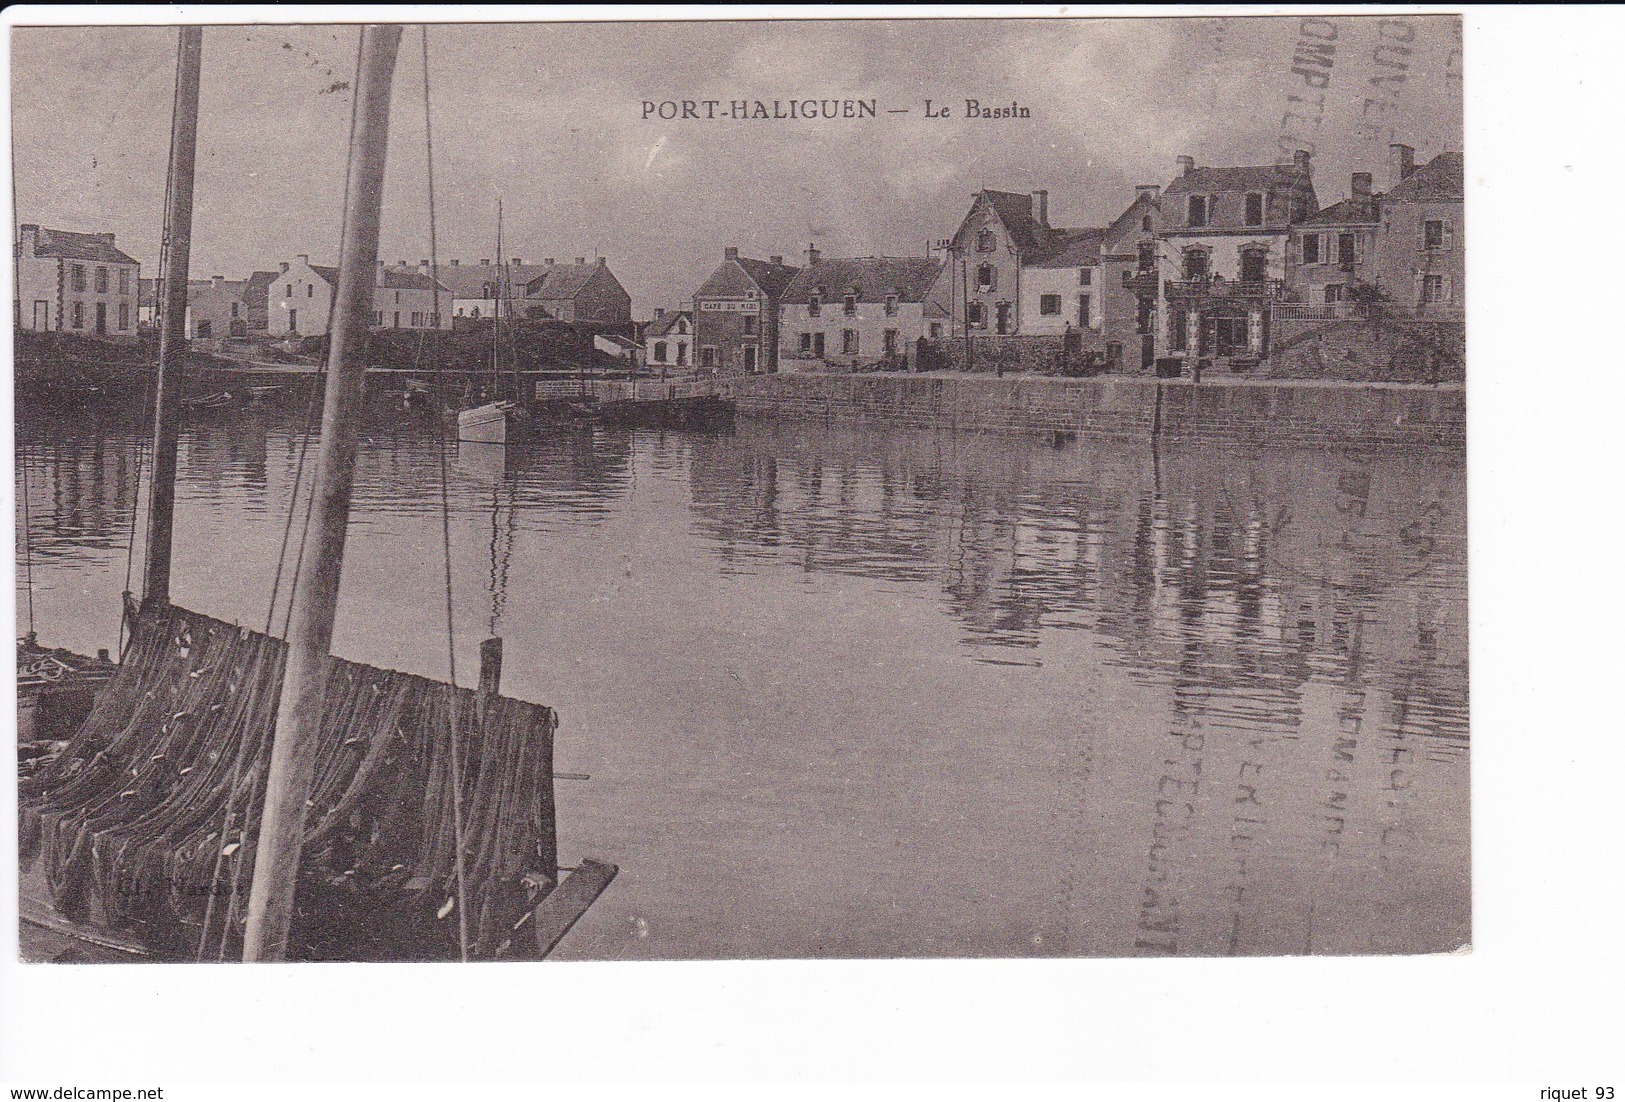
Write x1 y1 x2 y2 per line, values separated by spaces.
533 859 618 959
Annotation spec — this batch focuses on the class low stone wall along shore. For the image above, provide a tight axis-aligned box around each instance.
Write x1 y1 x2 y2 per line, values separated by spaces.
716 372 1464 449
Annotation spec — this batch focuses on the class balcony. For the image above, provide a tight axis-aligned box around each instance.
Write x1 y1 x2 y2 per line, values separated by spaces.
1164 277 1284 302
1272 302 1363 322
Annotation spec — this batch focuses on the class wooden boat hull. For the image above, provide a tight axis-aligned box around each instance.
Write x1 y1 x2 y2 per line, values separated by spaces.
458 401 514 445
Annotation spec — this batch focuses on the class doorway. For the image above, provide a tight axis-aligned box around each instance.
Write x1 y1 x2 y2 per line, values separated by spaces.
743 345 758 373
995 302 1011 334
32 300 48 330
95 302 107 335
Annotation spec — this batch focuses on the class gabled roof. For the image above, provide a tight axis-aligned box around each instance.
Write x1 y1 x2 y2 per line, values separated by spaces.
647 309 692 337
1385 151 1464 203
243 271 278 306
186 278 247 299
419 262 555 299
24 227 139 265
978 190 1050 251
1305 196 1380 226
1164 164 1303 197
310 264 341 285
1102 191 1161 250
526 262 605 301
1027 228 1107 268
379 269 451 292
696 255 801 300
735 256 801 299
781 256 943 304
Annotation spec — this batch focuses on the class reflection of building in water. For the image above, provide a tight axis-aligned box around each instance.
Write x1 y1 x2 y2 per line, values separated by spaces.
15 425 147 559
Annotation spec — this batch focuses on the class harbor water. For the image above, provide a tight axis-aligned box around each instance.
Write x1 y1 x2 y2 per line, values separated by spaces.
14 398 1469 959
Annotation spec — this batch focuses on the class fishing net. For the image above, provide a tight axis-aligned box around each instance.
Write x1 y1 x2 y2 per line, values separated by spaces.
18 602 558 962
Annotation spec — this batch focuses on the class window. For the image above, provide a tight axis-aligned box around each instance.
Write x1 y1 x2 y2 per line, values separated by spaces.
71 301 84 328
1240 248 1267 283
1187 195 1208 227
118 302 129 330
798 333 812 354
1142 214 1153 232
393 312 401 327
1137 243 1155 272
1106 341 1123 364
1039 294 1061 316
1422 274 1445 304
289 309 298 331
286 284 293 298
1078 294 1092 328
95 267 109 293
812 332 825 357
743 313 757 335
411 311 423 326
71 265 86 292
842 329 858 354
308 284 315 298
1424 220 1445 249
700 346 717 367
843 294 857 317
929 322 944 339
1245 193 1264 227
429 314 439 329
884 294 898 317
374 311 383 325
883 329 899 356
1183 249 1210 281
967 302 986 329
1301 234 1321 264
655 341 668 362
1170 311 1188 352
808 293 821 317
676 343 688 365
118 269 129 295
1324 285 1344 305
394 291 402 305
230 301 240 318
1079 267 1093 286
1337 233 1356 267
976 264 996 292
195 320 212 338
976 228 996 252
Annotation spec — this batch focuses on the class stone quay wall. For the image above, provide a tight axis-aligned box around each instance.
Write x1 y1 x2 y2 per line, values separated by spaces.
716 373 1464 449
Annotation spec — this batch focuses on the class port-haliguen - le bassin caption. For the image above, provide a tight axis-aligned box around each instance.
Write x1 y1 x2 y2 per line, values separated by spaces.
640 98 1032 120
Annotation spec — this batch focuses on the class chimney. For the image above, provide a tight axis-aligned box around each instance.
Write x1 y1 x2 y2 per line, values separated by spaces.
769 255 783 266
724 246 738 261
544 257 555 265
596 256 606 266
574 257 586 265
1031 189 1049 227
1135 184 1161 200
654 307 665 319
100 233 116 244
449 258 459 267
1351 172 1373 198
1388 143 1415 188
212 275 224 288
1293 149 1312 175
511 257 522 266
297 254 309 265
480 258 491 266
805 243 820 266
279 261 289 273
1176 154 1195 177
418 260 431 275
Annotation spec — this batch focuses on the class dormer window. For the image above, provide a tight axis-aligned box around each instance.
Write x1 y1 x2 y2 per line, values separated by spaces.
1187 195 1208 227
884 294 898 317
808 291 821 317
1245 193 1264 227
976 229 996 252
843 293 857 317
1142 214 1153 232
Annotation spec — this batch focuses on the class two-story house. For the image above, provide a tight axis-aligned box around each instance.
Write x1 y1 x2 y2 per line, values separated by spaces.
185 275 250 338
15 224 141 337
1100 186 1166 372
372 266 453 329
645 307 694 371
1371 146 1464 319
1286 172 1381 320
1157 150 1319 370
1017 228 1106 346
692 246 800 375
935 189 1062 337
778 252 943 371
267 255 340 336
518 257 633 326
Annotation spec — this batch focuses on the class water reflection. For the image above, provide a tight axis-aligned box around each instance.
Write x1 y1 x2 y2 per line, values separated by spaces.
15 402 1468 959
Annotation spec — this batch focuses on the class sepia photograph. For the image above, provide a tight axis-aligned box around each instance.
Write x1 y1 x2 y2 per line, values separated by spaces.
8 12 1470 965
8 5 1622 1095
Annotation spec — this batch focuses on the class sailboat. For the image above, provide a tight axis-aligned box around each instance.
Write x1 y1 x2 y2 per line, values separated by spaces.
455 200 528 446
18 25 616 963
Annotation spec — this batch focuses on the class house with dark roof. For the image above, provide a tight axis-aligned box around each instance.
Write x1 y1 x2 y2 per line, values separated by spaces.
778 250 943 371
184 275 250 339
1286 171 1382 318
934 188 1069 337
692 246 800 374
1157 150 1319 370
16 224 140 337
384 256 631 327
1018 227 1107 338
1099 186 1168 373
373 267 453 330
644 307 694 370
1371 146 1463 318
267 255 341 336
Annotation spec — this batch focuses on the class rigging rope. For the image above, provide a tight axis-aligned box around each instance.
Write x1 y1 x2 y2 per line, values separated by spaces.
420 22 473 963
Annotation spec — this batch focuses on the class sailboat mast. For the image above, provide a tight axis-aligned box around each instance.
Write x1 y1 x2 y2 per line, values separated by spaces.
492 198 504 400
141 26 203 607
242 24 404 963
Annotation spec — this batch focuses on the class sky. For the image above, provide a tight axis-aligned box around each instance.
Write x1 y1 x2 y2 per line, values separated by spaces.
11 15 1462 313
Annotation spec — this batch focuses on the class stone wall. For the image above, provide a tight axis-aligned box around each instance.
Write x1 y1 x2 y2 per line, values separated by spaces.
719 372 1463 449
